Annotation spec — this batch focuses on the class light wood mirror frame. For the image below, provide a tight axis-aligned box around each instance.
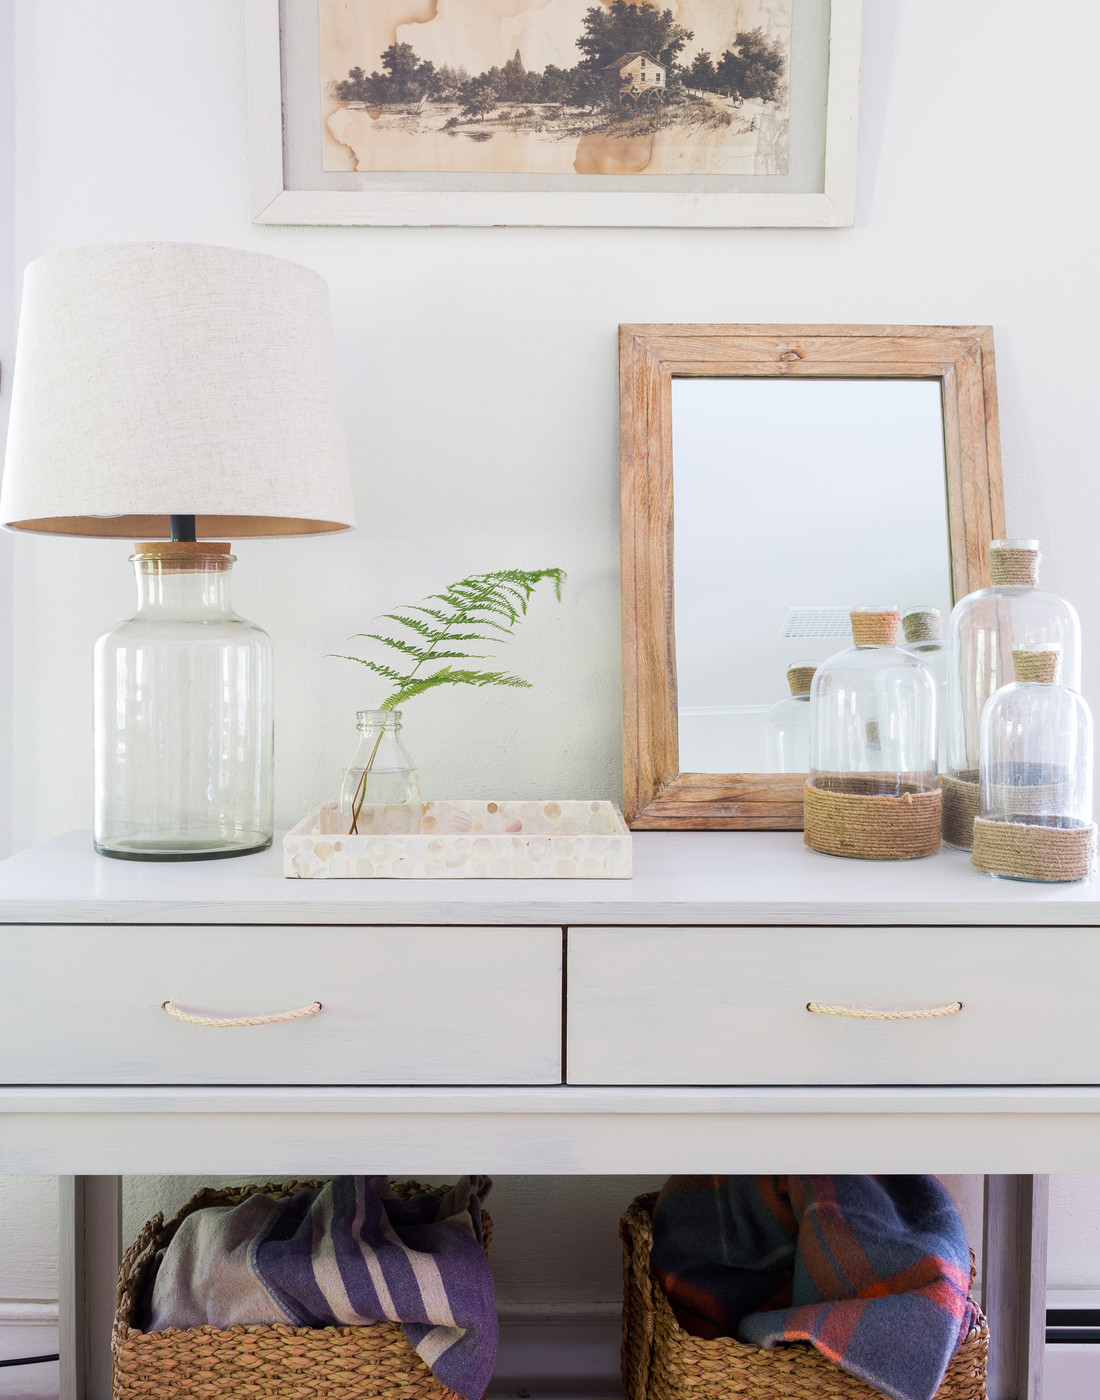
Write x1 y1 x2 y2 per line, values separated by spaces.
620 323 1006 830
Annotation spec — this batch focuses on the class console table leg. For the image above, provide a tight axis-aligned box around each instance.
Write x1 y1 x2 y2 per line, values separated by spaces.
983 1174 1048 1400
59 1176 123 1400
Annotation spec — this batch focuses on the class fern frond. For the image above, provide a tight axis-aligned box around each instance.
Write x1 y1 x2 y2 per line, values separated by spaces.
355 634 435 660
380 667 532 710
362 637 491 663
377 614 445 641
327 655 408 685
336 567 566 711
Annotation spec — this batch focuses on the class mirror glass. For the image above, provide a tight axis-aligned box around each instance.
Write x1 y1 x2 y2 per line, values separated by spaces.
672 378 952 774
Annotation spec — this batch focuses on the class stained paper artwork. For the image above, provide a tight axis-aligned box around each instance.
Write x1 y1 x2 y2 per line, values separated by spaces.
320 0 791 177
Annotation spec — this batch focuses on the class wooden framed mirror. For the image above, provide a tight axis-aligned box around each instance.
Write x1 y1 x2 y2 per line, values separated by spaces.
619 324 1006 829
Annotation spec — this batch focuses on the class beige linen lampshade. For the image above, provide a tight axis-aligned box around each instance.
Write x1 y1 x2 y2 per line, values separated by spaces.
0 242 355 537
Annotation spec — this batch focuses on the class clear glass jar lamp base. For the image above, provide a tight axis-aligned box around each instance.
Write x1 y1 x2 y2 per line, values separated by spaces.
95 831 273 862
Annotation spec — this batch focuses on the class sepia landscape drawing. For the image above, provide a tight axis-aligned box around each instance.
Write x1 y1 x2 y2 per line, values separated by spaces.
320 0 790 177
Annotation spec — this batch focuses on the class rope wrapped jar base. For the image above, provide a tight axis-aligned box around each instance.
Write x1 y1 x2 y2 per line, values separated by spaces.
804 780 942 860
620 1193 988 1400
941 772 980 851
971 818 1098 883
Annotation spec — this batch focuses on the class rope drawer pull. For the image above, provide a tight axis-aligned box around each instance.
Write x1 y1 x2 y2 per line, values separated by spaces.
806 1000 963 1021
162 999 323 1028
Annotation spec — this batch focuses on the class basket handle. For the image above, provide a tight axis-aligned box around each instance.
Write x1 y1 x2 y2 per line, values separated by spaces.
807 1000 963 1021
162 999 322 1028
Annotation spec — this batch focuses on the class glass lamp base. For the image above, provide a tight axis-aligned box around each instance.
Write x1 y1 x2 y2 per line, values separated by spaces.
95 834 273 862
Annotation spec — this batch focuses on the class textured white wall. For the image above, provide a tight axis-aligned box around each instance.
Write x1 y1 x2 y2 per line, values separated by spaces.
3 0 1100 1345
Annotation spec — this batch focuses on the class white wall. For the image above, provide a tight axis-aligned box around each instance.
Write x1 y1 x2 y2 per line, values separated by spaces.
0 0 14 860
4 0 1100 1370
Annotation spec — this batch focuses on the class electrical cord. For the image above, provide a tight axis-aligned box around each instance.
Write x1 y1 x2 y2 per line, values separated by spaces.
0 1353 59 1367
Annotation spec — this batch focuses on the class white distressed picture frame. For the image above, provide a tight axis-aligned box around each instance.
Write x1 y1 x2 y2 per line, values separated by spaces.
246 0 861 228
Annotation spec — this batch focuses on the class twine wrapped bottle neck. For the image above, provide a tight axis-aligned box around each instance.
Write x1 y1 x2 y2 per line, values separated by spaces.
786 664 817 697
1012 648 1060 685
990 544 1039 587
902 608 942 643
850 610 901 647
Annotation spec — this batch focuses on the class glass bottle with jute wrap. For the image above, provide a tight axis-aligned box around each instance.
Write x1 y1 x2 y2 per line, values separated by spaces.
972 647 1096 882
943 539 1080 851
761 661 817 772
805 609 940 859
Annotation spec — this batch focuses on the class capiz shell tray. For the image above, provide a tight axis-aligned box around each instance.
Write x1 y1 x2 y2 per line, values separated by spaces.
285 800 632 879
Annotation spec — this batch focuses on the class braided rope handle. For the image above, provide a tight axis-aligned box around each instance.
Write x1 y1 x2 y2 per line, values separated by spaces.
807 1000 963 1021
162 999 322 1028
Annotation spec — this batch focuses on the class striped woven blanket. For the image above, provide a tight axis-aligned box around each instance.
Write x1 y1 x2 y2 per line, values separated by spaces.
143 1176 496 1400
651 1175 977 1400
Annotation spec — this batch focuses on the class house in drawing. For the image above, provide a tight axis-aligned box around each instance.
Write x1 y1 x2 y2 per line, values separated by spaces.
604 52 666 103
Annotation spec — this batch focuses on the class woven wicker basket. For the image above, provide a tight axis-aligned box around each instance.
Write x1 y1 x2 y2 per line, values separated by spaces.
113 1179 493 1400
621 1193 988 1400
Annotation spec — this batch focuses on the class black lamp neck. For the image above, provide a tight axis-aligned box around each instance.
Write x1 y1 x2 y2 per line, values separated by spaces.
170 514 197 542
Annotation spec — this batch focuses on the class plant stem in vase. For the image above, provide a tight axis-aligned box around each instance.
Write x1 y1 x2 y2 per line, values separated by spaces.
339 710 421 835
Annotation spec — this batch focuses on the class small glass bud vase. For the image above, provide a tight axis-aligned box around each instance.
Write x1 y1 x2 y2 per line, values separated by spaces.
93 543 273 860
761 662 816 772
339 709 421 836
901 605 947 770
972 648 1096 882
943 539 1081 850
804 608 940 860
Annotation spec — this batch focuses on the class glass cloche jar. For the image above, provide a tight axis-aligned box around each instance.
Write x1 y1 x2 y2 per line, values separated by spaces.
804 608 940 859
901 605 947 769
761 662 817 772
93 543 273 860
972 648 1096 882
943 539 1081 850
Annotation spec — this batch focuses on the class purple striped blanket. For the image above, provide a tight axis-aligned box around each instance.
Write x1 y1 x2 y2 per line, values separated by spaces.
652 1175 977 1400
143 1176 495 1400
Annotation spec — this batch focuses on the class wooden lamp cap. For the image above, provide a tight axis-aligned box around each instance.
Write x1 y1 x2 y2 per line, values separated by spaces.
132 541 234 571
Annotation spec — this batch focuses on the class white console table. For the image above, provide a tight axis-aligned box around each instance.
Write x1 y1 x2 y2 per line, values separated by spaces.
4 828 1099 1400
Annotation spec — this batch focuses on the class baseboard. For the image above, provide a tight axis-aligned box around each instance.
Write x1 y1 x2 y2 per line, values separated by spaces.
0 1306 58 1327
489 1304 623 1399
0 1303 60 1400
1046 1292 1100 1400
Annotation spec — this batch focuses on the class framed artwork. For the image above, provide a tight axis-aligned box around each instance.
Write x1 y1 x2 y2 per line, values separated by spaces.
247 0 860 228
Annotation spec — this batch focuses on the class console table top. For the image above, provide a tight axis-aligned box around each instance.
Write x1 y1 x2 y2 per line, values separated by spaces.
1 828 1098 925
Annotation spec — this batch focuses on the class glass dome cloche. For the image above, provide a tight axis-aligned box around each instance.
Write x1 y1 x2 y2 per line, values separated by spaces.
804 608 940 860
971 647 1096 882
901 605 947 769
761 661 817 773
943 539 1081 851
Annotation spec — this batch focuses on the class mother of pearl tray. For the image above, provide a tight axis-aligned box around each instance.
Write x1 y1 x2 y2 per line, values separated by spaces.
284 800 632 879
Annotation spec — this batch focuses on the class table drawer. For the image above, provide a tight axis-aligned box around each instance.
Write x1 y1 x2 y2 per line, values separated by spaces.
1 925 562 1085
567 926 1100 1085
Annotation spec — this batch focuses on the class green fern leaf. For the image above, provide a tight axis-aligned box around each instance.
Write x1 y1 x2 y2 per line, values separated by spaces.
336 568 565 712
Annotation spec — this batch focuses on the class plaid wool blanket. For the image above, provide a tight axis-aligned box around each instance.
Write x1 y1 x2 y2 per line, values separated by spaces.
651 1175 978 1400
143 1176 496 1400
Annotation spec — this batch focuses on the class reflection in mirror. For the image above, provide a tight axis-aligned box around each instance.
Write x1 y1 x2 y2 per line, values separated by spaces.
672 379 952 776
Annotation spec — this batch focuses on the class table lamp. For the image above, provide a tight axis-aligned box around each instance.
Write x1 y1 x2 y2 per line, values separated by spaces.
0 242 355 860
